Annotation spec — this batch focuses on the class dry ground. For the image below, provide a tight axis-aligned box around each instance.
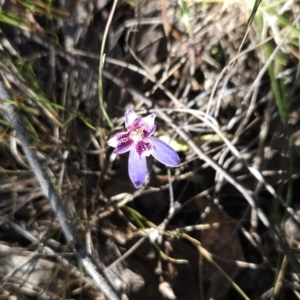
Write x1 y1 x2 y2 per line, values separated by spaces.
0 0 300 299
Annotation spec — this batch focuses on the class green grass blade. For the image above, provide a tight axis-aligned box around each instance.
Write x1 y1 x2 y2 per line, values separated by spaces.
244 0 263 32
264 42 289 125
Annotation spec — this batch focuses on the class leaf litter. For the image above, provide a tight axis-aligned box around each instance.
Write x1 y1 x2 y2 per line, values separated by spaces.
0 0 300 299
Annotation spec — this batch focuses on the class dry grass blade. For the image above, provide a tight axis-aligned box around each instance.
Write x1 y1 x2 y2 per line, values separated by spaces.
182 233 250 300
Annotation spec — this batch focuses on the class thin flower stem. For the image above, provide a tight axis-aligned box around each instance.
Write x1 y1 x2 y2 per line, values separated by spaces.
98 0 119 129
0 81 121 300
159 169 176 230
167 168 175 218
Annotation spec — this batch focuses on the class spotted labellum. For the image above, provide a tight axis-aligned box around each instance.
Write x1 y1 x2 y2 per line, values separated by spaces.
107 110 180 188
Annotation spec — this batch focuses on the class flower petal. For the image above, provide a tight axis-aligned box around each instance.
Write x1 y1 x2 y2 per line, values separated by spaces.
125 110 138 129
108 132 134 154
107 134 120 148
144 124 157 137
128 149 148 188
136 139 155 157
142 113 156 127
132 113 156 137
149 137 180 167
142 114 156 137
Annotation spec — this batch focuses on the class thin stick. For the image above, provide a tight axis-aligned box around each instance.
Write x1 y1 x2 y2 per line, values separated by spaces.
182 233 250 300
98 0 119 129
0 81 121 300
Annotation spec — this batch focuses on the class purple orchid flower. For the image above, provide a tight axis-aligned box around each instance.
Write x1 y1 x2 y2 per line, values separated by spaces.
107 110 180 188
